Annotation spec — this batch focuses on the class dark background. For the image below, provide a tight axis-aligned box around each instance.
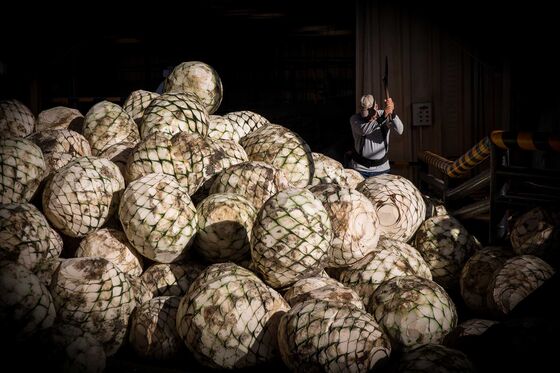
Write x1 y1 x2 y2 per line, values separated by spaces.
1 1 558 158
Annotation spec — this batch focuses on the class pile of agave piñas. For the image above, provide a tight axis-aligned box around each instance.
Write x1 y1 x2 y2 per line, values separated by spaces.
1 61 556 373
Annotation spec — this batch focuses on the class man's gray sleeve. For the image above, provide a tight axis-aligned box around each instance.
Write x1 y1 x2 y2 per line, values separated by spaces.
391 115 404 135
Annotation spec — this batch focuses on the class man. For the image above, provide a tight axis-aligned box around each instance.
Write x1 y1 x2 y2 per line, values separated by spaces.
349 94 404 178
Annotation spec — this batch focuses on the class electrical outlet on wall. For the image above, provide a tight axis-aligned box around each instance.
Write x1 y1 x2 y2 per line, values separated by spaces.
412 102 432 126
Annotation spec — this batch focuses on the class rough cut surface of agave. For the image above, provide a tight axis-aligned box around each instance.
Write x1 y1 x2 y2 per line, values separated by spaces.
414 214 481 289
42 156 124 237
99 141 136 179
251 187 333 288
460 247 512 315
141 92 208 139
343 168 365 189
36 106 83 132
423 194 448 219
444 318 498 347
49 323 106 373
0 260 56 340
209 161 291 211
50 257 136 356
357 174 426 242
240 124 314 188
195 193 257 263
395 343 476 372
164 61 223 114
125 132 229 196
310 183 380 267
510 207 560 257
310 152 347 187
369 275 457 349
487 255 554 316
215 139 249 166
0 137 46 204
278 299 391 372
28 129 91 175
82 101 140 155
0 203 62 273
169 132 230 195
129 296 182 360
339 238 432 308
119 173 197 263
141 260 206 298
283 276 365 310
75 228 143 277
0 99 35 137
176 263 289 369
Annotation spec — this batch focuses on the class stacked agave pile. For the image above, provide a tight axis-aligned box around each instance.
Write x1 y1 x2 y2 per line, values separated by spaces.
5 60 551 373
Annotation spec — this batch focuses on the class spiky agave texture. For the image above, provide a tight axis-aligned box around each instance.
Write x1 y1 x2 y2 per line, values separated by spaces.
50 257 136 356
164 61 223 114
83 101 140 155
0 203 62 273
240 124 314 188
0 99 35 137
125 131 174 183
223 110 269 139
209 161 291 211
208 115 240 142
283 276 365 310
369 275 457 349
176 263 289 369
195 193 257 263
76 228 144 277
129 296 182 360
396 344 475 372
251 188 333 289
310 183 380 267
338 238 432 308
119 173 197 263
310 152 347 187
36 106 83 132
0 137 46 204
141 260 206 298
487 255 554 316
123 90 160 122
460 247 513 315
415 214 481 289
141 92 209 139
357 173 426 242
28 129 91 175
278 299 391 372
0 260 56 340
42 156 124 237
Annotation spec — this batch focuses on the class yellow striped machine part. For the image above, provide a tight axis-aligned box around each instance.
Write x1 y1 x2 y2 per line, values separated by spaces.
490 131 560 152
446 137 491 178
418 151 453 174
421 131 559 179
